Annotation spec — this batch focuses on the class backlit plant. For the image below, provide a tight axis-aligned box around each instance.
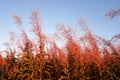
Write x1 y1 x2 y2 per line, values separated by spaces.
0 9 120 80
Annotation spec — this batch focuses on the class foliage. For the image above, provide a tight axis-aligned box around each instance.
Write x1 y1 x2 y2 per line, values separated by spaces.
105 8 120 19
0 10 120 80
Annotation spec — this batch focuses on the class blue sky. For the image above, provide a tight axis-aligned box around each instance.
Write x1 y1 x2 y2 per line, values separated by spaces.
0 0 120 50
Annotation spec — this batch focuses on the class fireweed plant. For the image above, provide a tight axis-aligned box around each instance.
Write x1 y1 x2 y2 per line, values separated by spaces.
0 9 120 80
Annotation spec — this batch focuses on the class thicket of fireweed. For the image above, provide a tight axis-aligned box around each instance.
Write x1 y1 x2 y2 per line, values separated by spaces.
0 10 120 80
